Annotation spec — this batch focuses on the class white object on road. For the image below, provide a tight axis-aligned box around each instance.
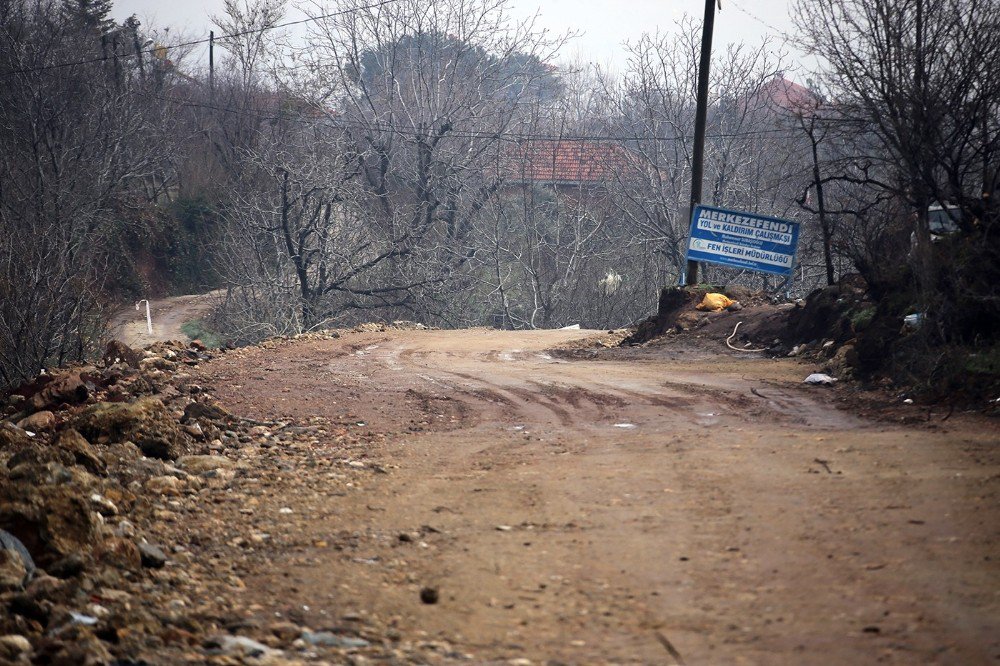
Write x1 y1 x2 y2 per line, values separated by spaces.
560 324 581 330
726 321 768 352
613 423 637 429
135 299 153 335
803 373 838 386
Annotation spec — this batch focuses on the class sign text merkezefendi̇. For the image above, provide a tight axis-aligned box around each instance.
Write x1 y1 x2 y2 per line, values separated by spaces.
685 204 801 277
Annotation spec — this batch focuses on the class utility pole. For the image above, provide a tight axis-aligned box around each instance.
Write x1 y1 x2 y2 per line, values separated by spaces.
685 0 719 286
209 30 215 101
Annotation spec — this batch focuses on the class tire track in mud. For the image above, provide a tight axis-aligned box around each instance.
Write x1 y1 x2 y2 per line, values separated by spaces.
386 340 858 434
385 344 743 434
386 350 611 430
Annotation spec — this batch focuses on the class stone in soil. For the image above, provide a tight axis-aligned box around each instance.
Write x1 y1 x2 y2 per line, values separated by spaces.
0 475 101 567
302 630 371 648
0 529 34 580
0 422 30 448
177 454 233 474
0 635 32 660
94 537 141 571
206 634 281 659
25 368 94 412
137 542 168 569
145 475 184 495
74 397 189 460
0 550 29 592
16 410 55 432
55 429 107 475
104 339 143 368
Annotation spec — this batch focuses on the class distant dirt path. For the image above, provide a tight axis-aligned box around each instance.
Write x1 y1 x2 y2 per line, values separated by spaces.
112 291 220 347
195 329 999 665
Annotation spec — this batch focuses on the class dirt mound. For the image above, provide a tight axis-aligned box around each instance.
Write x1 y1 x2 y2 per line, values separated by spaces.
617 280 926 393
623 286 791 353
785 276 872 347
0 330 440 664
0 339 225 661
623 287 693 344
547 328 633 357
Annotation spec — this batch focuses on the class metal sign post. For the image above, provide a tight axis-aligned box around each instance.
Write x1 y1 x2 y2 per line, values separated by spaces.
135 300 153 335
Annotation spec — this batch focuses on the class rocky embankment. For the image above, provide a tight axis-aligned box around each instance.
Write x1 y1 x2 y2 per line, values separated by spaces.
0 333 439 665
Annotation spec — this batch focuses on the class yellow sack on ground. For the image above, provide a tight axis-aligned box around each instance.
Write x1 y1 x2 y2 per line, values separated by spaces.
696 292 735 312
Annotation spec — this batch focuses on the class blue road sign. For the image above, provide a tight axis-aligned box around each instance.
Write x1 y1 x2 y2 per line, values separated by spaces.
685 204 800 277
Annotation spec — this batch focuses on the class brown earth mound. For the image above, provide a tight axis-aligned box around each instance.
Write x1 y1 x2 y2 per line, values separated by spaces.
0 330 460 664
623 285 791 353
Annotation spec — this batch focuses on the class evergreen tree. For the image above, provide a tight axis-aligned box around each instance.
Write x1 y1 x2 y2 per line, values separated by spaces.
60 0 115 35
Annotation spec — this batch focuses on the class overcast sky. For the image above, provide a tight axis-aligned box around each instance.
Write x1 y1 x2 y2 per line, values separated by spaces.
111 0 804 77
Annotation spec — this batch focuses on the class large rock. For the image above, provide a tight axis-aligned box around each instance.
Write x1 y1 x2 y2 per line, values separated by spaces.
94 537 141 571
54 429 106 476
75 398 188 460
17 411 55 433
137 542 167 569
25 369 94 412
139 356 176 372
7 440 74 472
0 550 29 592
0 423 30 450
0 635 32 661
0 480 98 568
0 529 35 588
145 475 183 496
32 625 112 665
177 455 233 474
183 401 233 423
205 635 282 660
103 339 143 369
6 443 74 475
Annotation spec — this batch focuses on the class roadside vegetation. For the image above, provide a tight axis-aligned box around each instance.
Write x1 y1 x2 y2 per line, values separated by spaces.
179 320 225 350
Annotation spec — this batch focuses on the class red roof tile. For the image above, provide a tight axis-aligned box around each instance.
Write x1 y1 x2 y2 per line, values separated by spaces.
505 140 637 185
757 76 822 112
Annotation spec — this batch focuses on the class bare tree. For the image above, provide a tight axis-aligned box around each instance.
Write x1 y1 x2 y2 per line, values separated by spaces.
209 0 287 171
794 0 1000 350
794 0 1000 271
0 0 180 384
296 0 566 323
205 0 572 336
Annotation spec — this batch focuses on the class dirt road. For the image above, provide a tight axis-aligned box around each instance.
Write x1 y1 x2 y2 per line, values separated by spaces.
194 328 999 665
112 291 219 347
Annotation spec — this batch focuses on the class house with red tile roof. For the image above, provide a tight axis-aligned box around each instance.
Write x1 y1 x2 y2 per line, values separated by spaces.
503 139 641 190
755 74 824 114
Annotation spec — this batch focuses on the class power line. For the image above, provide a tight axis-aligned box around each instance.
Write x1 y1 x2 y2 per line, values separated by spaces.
0 0 402 79
727 0 796 43
155 92 810 144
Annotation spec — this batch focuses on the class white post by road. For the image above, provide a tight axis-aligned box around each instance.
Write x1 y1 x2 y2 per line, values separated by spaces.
136 300 153 335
